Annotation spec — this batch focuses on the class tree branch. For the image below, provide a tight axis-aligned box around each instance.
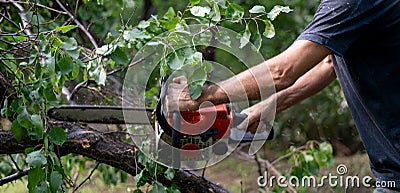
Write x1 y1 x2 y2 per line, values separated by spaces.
0 122 230 193
73 162 100 193
0 169 29 186
55 0 98 49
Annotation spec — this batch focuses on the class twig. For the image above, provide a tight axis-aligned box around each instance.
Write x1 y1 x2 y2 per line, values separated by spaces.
55 0 98 49
68 79 92 101
271 145 308 165
0 168 29 186
1 60 47 130
72 162 100 193
201 160 208 180
2 0 67 14
235 147 297 193
0 12 20 29
254 153 263 179
106 51 156 75
10 1 32 36
9 155 22 172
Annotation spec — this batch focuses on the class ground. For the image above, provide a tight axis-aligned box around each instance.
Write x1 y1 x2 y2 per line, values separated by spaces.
0 153 373 193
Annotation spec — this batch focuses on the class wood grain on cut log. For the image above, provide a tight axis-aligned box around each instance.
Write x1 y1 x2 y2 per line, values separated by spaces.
0 122 230 193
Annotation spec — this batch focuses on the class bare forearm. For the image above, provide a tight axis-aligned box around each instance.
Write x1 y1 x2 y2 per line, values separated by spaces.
198 40 331 105
275 56 336 114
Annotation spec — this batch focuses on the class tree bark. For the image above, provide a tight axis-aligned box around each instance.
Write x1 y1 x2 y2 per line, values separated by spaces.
0 122 230 193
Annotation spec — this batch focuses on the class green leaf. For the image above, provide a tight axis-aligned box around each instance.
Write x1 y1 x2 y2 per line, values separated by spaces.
190 6 211 17
70 63 80 80
164 168 175 180
30 114 44 140
189 66 207 84
66 49 79 60
319 142 333 154
0 97 8 116
117 0 124 8
192 52 202 64
133 189 143 193
308 160 320 175
225 3 244 21
48 152 61 166
26 150 47 168
149 182 166 193
99 66 107 85
167 52 184 70
189 82 203 100
45 55 55 76
62 37 78 51
202 61 213 73
58 57 73 75
164 7 176 19
249 5 266 14
35 181 49 193
43 86 57 102
267 5 293 21
216 32 231 47
138 20 150 29
190 0 200 6
50 171 63 193
167 184 181 193
212 0 226 8
110 47 129 65
11 119 28 142
31 114 43 129
17 108 32 128
134 170 148 187
28 167 44 193
123 29 151 42
254 31 262 51
49 127 67 146
210 3 221 22
0 161 13 176
239 24 251 48
146 161 157 177
263 20 275 39
96 44 117 56
55 25 78 33
137 151 148 165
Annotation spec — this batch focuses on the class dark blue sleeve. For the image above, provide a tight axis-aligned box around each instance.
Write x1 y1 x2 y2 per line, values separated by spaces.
297 0 387 56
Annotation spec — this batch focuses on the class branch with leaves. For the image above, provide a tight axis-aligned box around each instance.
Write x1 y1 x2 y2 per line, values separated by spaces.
0 122 230 193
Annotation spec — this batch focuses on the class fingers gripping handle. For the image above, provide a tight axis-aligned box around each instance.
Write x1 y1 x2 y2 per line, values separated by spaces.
231 113 248 128
230 113 274 141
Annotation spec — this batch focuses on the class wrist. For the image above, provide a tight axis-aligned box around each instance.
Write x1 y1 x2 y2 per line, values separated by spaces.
197 84 227 106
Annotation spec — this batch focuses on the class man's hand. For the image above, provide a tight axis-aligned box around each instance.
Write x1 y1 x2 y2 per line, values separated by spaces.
166 76 200 112
236 96 275 134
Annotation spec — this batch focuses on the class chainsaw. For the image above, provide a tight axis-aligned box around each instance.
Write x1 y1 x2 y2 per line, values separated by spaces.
48 79 273 166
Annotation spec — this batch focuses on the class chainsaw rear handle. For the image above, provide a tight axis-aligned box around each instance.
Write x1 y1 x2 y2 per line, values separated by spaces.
231 113 248 128
231 112 274 140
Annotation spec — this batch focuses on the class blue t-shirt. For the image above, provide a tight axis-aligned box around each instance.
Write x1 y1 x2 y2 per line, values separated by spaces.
297 0 400 189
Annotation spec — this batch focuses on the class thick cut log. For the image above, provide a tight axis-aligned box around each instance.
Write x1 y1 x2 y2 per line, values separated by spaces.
0 122 230 193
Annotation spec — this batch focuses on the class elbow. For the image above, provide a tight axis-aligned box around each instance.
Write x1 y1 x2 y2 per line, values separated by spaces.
270 65 297 91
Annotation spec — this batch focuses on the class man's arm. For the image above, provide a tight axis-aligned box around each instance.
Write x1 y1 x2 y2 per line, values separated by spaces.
237 56 336 132
168 40 332 111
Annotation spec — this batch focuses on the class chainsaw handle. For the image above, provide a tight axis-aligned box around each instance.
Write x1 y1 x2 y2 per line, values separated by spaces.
231 113 248 128
171 111 181 148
